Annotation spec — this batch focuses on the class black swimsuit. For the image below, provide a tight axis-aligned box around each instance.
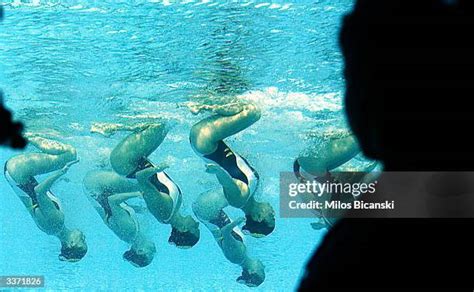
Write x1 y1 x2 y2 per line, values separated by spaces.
96 158 174 223
97 189 114 222
126 157 176 195
203 140 259 185
209 210 244 243
124 157 182 224
293 159 333 184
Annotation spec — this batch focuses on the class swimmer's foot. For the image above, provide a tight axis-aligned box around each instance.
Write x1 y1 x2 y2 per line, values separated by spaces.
310 219 327 230
187 102 246 116
23 132 39 139
187 103 226 115
90 122 122 137
186 102 204 115
23 133 49 146
215 103 246 116
23 132 55 140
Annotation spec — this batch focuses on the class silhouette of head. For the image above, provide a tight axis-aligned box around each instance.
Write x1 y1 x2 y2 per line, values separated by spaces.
168 215 200 249
59 229 88 262
242 202 275 238
236 259 265 287
123 240 156 268
341 0 474 170
168 226 200 249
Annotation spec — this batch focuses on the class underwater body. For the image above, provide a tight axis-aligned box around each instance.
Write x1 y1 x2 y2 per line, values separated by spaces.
0 0 368 290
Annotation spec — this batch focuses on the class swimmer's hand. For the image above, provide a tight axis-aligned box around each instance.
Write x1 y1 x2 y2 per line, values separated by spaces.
222 217 246 234
61 159 79 173
155 162 169 172
310 221 327 230
205 163 220 174
231 217 246 227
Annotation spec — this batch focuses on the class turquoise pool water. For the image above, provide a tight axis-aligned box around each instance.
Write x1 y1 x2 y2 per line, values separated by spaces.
0 1 355 290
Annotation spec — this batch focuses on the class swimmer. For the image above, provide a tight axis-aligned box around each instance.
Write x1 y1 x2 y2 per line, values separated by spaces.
294 129 361 177
83 170 156 267
91 121 200 248
135 165 200 248
4 136 87 262
189 102 275 238
294 129 379 228
193 189 265 287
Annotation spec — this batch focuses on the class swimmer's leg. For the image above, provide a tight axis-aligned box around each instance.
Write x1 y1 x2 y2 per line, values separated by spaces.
221 217 245 240
83 170 140 195
190 103 261 155
91 122 163 137
310 218 328 230
28 136 76 157
135 165 176 222
83 170 141 218
35 160 78 199
106 191 143 244
33 161 77 234
6 137 77 184
220 217 247 265
206 163 249 208
297 134 360 175
34 165 69 219
188 102 246 116
218 216 266 287
108 192 142 206
193 188 244 242
135 164 169 191
109 123 169 176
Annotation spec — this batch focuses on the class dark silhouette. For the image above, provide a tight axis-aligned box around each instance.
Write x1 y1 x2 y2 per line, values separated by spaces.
299 0 474 290
0 6 26 149
1 91 26 148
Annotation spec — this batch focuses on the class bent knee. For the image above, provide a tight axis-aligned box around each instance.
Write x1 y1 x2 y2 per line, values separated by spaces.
145 123 169 139
67 147 77 160
190 124 215 154
242 104 261 123
110 148 134 176
5 157 29 182
61 144 77 161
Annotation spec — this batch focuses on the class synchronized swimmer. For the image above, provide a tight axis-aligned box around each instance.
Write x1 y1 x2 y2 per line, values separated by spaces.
4 135 87 262
3 102 376 287
190 102 273 287
294 129 379 228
